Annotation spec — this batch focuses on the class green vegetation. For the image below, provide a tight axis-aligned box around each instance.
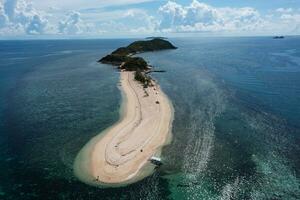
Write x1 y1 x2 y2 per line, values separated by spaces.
121 57 148 71
112 38 177 55
99 55 148 71
99 54 128 65
134 69 152 88
99 38 177 86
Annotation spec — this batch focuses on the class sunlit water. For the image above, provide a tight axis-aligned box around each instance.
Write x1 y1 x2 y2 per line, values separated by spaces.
0 37 299 199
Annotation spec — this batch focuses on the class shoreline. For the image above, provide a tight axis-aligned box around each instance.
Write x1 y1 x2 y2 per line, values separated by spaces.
74 71 173 187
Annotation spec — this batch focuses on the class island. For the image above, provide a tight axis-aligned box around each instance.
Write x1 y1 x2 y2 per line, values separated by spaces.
273 36 285 39
99 38 176 87
74 38 177 187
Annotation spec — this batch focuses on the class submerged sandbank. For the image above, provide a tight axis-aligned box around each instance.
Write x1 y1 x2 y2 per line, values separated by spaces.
74 71 173 187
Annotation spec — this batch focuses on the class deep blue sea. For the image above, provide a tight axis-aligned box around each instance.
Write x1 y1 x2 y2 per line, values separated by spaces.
0 37 299 199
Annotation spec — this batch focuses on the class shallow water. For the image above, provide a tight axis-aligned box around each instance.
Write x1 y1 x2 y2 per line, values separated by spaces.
0 37 299 199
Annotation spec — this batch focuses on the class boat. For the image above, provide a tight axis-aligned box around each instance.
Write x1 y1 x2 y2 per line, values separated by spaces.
149 156 162 166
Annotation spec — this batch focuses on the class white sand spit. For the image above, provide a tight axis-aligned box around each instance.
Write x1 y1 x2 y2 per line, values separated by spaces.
74 71 173 187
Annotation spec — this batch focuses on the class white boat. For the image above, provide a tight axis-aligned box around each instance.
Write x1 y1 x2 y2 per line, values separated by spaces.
150 156 162 166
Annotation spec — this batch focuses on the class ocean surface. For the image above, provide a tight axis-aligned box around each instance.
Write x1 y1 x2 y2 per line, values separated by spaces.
0 37 299 199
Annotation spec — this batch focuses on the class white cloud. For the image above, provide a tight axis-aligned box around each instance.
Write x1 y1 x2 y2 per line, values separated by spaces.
0 0 158 37
26 14 47 34
0 0 300 37
0 4 8 27
90 9 158 35
0 0 48 35
31 0 157 11
276 8 293 13
280 13 300 21
158 1 186 28
3 0 17 20
58 11 81 34
158 0 300 35
121 9 159 33
158 0 263 33
58 11 109 35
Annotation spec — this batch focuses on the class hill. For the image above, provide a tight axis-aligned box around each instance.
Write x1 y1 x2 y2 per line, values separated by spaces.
111 38 177 56
98 38 177 86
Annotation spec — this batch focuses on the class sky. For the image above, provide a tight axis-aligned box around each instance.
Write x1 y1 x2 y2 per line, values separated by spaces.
0 0 300 39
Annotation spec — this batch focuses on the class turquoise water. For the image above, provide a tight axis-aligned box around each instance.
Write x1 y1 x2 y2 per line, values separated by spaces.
0 37 299 199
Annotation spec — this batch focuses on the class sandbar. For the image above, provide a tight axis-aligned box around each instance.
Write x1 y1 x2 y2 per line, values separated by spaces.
74 71 173 187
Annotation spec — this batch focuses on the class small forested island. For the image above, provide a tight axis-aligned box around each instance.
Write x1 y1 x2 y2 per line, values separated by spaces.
99 38 177 87
273 36 285 39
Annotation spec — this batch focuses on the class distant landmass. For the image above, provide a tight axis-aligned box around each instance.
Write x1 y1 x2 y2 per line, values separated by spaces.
273 36 285 39
99 38 177 86
145 36 168 40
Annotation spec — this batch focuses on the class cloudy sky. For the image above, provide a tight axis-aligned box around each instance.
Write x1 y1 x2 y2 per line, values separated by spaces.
0 0 300 38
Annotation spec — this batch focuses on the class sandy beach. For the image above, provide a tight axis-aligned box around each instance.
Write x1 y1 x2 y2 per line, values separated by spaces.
74 71 173 186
